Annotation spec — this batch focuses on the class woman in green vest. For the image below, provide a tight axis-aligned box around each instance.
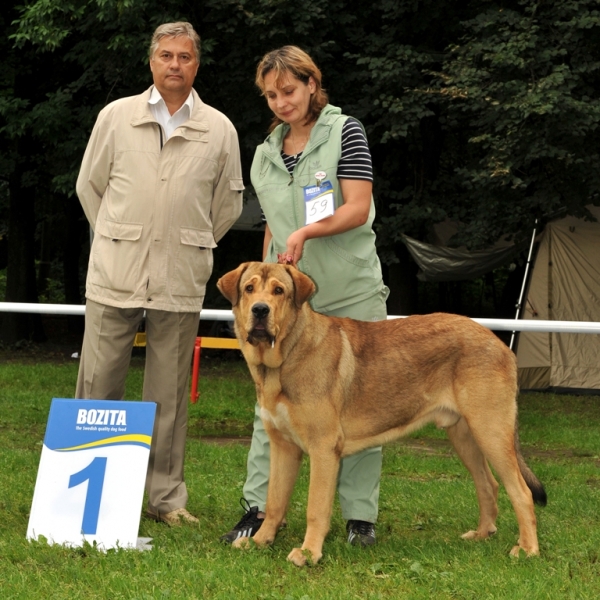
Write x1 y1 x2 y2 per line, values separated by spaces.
221 46 389 547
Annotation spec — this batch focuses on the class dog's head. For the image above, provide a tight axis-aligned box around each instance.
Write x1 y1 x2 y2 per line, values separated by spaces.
217 262 315 364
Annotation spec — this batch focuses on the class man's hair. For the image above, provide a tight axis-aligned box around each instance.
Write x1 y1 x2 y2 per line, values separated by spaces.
255 45 329 132
149 22 201 62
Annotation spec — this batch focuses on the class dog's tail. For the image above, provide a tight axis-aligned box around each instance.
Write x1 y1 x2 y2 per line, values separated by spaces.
514 425 547 506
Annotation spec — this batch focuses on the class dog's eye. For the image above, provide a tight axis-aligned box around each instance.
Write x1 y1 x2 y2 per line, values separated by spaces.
274 286 284 295
245 284 254 293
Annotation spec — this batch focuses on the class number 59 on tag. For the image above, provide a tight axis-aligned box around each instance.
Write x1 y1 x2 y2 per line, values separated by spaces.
303 180 335 226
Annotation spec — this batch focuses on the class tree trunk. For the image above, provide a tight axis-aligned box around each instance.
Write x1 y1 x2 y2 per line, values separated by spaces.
0 136 46 343
385 243 419 316
63 194 86 334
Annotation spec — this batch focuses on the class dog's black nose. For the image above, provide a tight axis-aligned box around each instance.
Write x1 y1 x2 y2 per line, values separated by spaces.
252 303 270 320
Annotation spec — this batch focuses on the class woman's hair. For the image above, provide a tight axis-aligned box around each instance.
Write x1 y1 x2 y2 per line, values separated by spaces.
255 46 329 132
149 22 201 62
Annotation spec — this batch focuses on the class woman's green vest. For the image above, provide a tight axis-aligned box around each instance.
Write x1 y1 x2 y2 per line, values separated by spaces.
250 104 386 313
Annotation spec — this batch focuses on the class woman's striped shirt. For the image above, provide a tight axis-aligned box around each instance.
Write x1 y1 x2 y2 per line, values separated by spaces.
281 117 373 181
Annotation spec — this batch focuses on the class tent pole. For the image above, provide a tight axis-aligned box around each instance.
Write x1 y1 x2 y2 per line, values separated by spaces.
510 219 538 350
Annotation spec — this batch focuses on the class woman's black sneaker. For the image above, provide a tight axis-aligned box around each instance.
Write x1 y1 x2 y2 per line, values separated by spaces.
220 498 264 544
346 520 376 546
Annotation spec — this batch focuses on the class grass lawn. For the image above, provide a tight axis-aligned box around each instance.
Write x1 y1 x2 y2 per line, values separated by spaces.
0 350 599 599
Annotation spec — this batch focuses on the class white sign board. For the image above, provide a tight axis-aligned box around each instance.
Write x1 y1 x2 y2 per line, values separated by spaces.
27 398 156 550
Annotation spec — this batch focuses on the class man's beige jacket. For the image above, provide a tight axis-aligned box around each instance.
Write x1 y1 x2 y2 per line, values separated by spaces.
76 87 244 312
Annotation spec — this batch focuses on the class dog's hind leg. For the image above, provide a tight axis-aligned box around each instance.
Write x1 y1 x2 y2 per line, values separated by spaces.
446 416 500 541
287 442 342 567
461 412 540 557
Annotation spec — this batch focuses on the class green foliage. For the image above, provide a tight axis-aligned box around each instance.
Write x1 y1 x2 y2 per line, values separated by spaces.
36 261 66 304
10 0 87 50
429 0 600 248
338 0 600 250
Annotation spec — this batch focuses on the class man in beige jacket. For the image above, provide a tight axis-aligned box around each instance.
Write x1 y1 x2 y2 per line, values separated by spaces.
75 22 243 525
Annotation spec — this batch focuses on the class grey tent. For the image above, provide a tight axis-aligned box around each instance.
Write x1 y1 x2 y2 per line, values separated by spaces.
517 206 600 392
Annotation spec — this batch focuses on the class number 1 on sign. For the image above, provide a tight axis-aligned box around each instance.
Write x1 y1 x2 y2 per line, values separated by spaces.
69 457 107 535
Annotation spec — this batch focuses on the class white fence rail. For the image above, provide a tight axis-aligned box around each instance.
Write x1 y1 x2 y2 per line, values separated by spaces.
2 302 600 334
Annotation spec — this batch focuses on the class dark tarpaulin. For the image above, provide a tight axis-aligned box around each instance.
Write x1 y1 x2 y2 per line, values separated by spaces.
401 234 518 282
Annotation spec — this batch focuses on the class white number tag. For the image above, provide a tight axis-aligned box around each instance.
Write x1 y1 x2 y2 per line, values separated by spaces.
304 181 335 225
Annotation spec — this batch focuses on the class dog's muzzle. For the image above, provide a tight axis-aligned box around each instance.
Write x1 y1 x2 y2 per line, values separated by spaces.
252 303 269 320
247 302 275 346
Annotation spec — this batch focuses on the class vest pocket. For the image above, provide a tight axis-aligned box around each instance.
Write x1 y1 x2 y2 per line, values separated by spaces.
89 220 143 292
324 237 371 268
307 237 381 311
173 227 216 296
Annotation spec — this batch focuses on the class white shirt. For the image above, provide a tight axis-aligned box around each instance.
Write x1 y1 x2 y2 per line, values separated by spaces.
148 86 194 140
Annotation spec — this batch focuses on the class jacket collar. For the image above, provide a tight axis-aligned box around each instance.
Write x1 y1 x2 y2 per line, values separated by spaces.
131 86 209 132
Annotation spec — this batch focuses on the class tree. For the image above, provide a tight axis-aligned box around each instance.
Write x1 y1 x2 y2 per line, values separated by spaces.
341 0 600 313
0 3 53 341
3 0 600 333
433 0 600 249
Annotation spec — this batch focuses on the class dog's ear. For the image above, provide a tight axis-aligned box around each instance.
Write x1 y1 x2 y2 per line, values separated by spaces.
287 266 316 308
217 263 249 307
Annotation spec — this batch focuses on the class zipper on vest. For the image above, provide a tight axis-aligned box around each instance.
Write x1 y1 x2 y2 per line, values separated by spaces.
288 174 293 186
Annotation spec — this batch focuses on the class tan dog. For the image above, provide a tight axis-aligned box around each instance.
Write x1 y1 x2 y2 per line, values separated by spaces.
217 262 546 566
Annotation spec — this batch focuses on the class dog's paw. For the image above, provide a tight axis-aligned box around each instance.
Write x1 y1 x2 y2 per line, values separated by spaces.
287 547 321 567
231 537 252 549
509 544 539 558
461 527 496 541
252 530 275 547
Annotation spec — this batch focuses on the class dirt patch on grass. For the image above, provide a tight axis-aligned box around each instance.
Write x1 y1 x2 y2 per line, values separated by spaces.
398 438 599 463
201 435 252 446
199 434 598 465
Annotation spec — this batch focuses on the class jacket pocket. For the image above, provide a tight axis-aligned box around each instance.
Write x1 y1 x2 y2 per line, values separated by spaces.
229 178 245 192
89 220 143 293
173 227 216 296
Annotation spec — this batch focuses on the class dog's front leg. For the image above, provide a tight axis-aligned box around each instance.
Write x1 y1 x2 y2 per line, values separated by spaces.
240 430 303 549
288 445 341 567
